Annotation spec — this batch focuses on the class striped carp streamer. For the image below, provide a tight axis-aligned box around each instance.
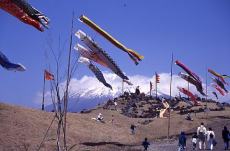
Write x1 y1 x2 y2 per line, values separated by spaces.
208 68 227 85
0 50 26 71
175 60 201 83
212 77 228 93
123 79 133 86
212 84 225 96
75 30 128 80
178 72 205 96
177 86 199 106
0 0 49 31
222 75 230 78
212 91 218 100
79 15 143 65
78 56 112 89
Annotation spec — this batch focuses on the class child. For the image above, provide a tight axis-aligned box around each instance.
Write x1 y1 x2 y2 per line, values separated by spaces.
192 133 198 150
142 138 150 151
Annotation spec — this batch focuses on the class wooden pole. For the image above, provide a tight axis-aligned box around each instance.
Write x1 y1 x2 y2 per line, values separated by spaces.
187 81 190 100
168 52 173 139
122 79 124 94
42 70 46 111
63 11 74 150
150 82 152 97
206 66 208 101
205 65 208 119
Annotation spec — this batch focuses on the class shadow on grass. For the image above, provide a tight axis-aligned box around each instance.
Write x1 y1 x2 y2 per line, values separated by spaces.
213 116 230 119
81 142 134 147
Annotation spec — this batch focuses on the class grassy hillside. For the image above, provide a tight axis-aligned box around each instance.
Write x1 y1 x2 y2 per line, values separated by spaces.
0 102 230 151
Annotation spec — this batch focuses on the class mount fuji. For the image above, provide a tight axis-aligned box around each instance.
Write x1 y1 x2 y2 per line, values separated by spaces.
43 72 228 112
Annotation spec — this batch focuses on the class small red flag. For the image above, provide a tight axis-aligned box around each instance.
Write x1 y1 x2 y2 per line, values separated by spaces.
44 70 54 80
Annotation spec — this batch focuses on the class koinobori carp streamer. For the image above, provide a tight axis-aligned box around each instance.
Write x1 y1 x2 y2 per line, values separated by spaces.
75 30 128 80
78 56 112 89
0 50 26 71
177 86 199 105
79 15 143 65
175 60 201 83
178 72 205 96
212 84 225 96
208 68 227 85
0 0 49 31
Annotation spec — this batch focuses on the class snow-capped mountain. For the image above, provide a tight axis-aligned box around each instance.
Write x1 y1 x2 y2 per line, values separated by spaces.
43 72 229 112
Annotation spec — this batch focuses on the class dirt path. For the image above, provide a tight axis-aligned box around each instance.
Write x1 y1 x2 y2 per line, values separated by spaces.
132 138 224 151
134 131 227 151
148 141 178 151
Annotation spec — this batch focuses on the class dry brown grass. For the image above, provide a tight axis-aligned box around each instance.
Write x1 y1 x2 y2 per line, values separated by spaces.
0 102 229 151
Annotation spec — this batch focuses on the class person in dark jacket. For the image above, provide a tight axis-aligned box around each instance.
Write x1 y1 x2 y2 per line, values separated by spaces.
135 86 140 95
178 131 186 151
130 124 136 135
222 126 229 150
142 137 150 151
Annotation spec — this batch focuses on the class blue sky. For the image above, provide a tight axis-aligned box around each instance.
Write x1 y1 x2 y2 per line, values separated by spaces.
0 0 230 107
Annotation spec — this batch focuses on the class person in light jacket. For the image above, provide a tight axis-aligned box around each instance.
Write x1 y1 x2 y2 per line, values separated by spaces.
206 127 215 150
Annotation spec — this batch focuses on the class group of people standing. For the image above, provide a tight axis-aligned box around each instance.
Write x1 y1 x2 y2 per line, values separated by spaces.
178 122 230 151
195 123 216 150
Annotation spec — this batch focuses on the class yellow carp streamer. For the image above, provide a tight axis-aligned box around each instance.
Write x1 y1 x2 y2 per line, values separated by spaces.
79 15 143 65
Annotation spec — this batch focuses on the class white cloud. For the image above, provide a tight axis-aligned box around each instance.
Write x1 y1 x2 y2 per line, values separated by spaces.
34 72 230 105
33 91 53 105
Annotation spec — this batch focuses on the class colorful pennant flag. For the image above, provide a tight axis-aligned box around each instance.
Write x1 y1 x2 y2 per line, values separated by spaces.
44 70 54 80
156 73 160 83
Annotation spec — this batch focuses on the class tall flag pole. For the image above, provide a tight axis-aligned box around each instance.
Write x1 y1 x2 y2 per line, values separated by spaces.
205 65 208 117
42 70 54 110
42 71 46 110
168 52 173 139
155 72 160 99
206 66 208 101
187 81 190 100
122 79 124 94
150 81 152 96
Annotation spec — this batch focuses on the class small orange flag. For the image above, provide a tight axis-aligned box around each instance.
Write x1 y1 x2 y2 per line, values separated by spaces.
44 70 54 80
156 73 160 83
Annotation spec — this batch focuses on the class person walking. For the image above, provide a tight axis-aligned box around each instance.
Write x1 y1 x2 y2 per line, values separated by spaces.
130 124 136 135
135 86 140 95
206 127 215 150
197 122 207 150
192 133 198 150
222 126 229 150
178 131 186 151
114 101 118 110
142 137 150 151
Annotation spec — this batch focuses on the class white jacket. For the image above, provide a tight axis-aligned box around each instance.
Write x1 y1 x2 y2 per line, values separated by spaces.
197 125 207 136
206 130 215 141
